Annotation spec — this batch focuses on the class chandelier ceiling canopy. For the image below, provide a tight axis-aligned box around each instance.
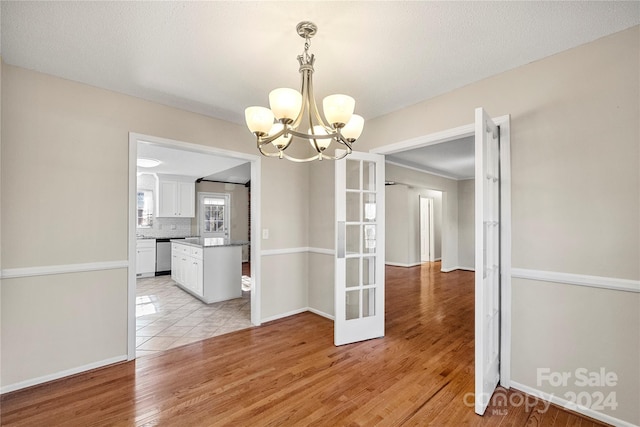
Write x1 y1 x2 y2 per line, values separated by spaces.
245 21 364 162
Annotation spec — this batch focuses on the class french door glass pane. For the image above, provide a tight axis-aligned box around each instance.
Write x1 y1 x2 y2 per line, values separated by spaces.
346 258 359 288
363 257 375 286
346 160 360 190
346 225 360 254
363 224 376 253
346 192 360 221
363 161 376 191
346 290 360 320
362 289 375 317
363 193 376 222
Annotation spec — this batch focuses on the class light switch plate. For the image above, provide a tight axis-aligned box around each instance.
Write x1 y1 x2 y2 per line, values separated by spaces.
262 229 269 239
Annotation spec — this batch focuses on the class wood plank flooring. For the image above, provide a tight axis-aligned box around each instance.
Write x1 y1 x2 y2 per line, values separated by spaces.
1 263 607 426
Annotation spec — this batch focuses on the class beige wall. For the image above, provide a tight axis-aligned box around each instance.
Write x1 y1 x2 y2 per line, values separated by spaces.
1 64 310 388
1 271 127 386
385 163 459 271
362 26 640 424
385 184 410 265
457 179 474 270
307 160 335 317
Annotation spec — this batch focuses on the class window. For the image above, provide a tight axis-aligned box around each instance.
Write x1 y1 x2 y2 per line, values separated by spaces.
137 190 154 228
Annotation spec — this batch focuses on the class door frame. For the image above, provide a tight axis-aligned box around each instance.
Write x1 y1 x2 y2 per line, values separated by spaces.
127 132 262 361
370 116 512 388
419 196 435 262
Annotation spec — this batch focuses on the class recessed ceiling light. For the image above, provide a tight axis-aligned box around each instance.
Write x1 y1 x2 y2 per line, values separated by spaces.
137 158 161 168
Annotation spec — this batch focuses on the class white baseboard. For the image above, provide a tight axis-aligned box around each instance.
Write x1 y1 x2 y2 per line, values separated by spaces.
441 266 475 273
262 307 334 324
260 307 308 323
307 307 334 321
1 355 127 394
385 262 423 267
510 380 637 427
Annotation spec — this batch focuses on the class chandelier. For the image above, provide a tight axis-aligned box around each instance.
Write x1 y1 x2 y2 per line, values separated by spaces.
244 21 364 162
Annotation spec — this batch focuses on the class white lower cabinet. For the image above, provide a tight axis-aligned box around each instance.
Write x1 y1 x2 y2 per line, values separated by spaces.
136 239 156 277
171 243 202 295
170 241 242 304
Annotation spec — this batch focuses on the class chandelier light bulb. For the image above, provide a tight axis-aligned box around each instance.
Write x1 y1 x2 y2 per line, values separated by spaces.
245 106 275 135
309 125 330 151
341 114 365 141
323 94 355 127
269 123 292 150
269 88 302 121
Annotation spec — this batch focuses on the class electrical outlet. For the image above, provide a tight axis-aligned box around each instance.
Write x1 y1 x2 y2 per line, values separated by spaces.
262 229 269 239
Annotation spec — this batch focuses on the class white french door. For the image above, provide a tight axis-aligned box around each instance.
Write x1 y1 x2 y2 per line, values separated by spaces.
335 151 385 346
475 107 502 415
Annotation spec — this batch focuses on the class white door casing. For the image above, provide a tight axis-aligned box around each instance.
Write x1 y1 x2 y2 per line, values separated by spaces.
474 107 502 415
335 151 386 346
420 197 434 263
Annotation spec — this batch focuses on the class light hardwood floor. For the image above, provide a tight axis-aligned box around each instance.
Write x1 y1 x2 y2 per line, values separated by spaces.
0 263 607 426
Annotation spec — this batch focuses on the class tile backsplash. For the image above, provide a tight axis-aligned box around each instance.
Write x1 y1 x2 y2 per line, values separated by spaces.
138 217 193 238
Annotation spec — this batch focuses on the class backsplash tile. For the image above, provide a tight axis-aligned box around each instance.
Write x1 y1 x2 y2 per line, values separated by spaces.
139 217 193 238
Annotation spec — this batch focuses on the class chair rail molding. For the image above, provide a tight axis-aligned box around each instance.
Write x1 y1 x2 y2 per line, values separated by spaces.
511 268 640 293
1 260 129 279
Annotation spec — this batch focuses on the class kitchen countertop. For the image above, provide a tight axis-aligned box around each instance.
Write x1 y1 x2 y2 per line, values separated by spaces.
171 237 250 248
136 236 197 240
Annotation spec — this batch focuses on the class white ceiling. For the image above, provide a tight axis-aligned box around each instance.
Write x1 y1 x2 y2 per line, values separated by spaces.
137 142 250 184
387 136 475 180
2 1 639 178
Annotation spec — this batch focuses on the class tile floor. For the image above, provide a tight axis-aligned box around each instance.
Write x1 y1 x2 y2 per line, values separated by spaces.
136 274 252 358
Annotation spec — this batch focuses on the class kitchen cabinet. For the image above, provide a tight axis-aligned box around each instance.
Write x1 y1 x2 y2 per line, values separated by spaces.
136 239 156 277
157 176 195 217
171 243 203 295
171 240 242 304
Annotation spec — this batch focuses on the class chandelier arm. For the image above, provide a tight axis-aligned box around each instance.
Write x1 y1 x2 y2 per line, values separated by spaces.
257 145 285 158
287 128 336 139
291 71 308 129
304 71 324 154
334 131 354 149
305 67 332 131
282 151 323 163
256 127 292 151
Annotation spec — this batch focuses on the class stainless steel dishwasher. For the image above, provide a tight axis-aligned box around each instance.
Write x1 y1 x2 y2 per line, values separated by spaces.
155 238 173 276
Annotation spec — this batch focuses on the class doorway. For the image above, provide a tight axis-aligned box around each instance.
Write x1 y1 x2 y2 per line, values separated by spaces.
371 114 512 393
127 133 262 361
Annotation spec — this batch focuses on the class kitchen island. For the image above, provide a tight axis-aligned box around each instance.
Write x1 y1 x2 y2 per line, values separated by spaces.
170 238 248 304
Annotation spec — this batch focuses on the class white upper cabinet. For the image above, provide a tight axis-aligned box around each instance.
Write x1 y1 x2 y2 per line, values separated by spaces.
156 175 196 217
